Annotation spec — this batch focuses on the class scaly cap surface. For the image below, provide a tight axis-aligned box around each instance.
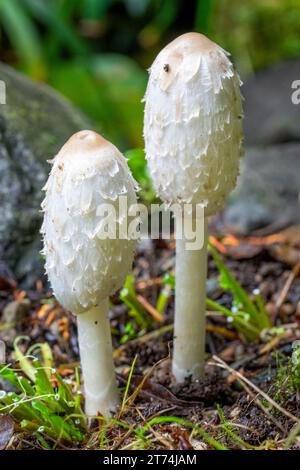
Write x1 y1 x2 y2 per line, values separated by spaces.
143 32 244 215
41 130 138 314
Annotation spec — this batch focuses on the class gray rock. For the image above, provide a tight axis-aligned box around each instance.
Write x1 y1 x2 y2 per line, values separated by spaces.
225 143 300 234
0 63 92 286
243 60 300 145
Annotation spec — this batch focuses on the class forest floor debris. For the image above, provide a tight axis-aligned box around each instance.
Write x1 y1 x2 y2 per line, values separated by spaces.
0 226 299 450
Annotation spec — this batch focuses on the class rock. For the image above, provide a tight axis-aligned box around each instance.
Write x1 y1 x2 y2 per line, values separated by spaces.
243 60 300 145
2 300 30 324
224 61 300 234
0 63 92 286
225 143 300 234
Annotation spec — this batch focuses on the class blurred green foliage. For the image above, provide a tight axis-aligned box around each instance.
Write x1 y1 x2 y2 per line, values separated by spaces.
213 0 300 74
125 148 157 203
0 0 300 151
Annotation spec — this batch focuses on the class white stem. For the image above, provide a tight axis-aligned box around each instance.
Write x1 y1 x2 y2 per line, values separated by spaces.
77 299 119 417
172 216 208 383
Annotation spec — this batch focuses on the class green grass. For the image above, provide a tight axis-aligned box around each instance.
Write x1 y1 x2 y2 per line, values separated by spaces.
0 339 227 450
0 338 86 448
163 242 272 341
120 274 152 332
208 242 272 341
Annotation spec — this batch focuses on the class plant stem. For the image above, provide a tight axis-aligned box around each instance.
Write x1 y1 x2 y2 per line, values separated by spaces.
172 216 208 383
77 299 119 417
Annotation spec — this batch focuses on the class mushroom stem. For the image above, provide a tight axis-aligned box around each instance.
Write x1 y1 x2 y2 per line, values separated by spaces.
172 216 208 383
77 299 119 417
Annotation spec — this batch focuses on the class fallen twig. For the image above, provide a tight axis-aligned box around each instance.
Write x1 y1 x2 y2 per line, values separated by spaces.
210 355 300 424
276 260 300 311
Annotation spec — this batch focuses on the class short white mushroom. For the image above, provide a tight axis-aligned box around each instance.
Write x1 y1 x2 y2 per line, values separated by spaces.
41 130 138 416
143 33 243 383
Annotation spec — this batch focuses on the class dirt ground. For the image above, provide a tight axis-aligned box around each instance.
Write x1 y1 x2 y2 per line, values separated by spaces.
0 223 300 450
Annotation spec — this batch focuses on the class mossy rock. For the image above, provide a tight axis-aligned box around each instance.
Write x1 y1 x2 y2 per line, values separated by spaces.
0 63 92 286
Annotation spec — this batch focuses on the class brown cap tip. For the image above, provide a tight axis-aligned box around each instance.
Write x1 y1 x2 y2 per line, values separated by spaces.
58 130 110 158
165 32 219 55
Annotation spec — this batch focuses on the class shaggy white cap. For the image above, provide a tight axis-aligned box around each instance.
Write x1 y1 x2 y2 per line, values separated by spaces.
41 130 138 314
143 32 243 215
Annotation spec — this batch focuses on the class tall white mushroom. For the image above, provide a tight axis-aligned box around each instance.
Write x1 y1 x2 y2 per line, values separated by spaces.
143 33 243 383
41 130 138 416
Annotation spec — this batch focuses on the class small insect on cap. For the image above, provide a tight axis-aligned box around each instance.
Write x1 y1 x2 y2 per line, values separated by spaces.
144 32 244 215
41 130 138 315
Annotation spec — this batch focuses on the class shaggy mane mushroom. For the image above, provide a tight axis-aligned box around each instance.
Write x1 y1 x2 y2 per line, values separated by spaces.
42 130 138 416
143 32 243 383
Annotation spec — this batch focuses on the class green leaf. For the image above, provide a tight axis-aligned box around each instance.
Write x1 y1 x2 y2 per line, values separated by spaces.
125 148 156 203
0 0 45 77
35 363 54 396
82 0 112 19
120 275 151 330
48 414 84 442
156 286 171 314
23 0 87 56
209 243 260 321
13 337 36 383
31 400 83 442
90 54 147 148
0 365 33 394
163 273 175 290
1 394 42 422
206 298 260 342
195 0 213 34
208 242 272 339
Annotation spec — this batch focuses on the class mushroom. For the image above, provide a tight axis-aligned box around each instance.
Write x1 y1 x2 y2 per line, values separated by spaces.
41 130 138 416
143 33 243 383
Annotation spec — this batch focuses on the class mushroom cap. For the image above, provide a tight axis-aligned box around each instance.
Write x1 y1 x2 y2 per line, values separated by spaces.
41 130 138 314
143 32 243 215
